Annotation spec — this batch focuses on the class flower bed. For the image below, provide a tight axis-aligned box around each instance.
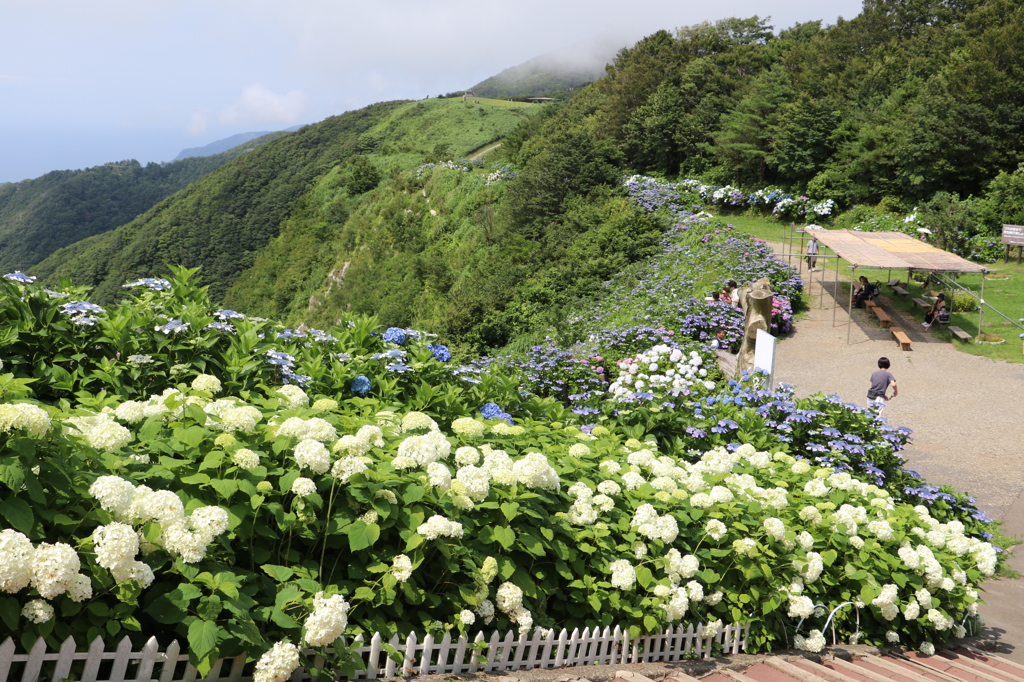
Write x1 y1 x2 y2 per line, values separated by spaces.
0 270 1000 680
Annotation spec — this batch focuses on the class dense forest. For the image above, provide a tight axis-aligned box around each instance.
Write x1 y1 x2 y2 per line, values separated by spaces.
26 0 1024 354
0 134 284 273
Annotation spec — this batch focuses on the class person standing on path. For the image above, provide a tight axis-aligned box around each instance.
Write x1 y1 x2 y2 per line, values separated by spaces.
806 234 819 271
867 357 898 413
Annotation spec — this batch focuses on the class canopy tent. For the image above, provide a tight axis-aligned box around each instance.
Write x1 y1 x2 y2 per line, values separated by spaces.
811 230 988 273
790 229 989 344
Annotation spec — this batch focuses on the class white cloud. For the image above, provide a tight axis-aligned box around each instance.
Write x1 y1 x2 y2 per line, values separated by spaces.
219 84 309 127
185 111 210 135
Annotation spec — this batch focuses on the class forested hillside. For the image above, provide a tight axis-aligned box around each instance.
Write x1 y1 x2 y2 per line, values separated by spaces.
0 134 282 272
32 99 539 303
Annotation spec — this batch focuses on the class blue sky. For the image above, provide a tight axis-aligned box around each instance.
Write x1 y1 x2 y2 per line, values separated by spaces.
1 0 863 183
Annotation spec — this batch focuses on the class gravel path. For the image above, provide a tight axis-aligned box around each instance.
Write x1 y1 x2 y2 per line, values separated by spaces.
769 253 1024 659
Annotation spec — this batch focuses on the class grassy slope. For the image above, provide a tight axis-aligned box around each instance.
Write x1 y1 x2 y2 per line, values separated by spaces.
221 98 544 321
31 104 408 302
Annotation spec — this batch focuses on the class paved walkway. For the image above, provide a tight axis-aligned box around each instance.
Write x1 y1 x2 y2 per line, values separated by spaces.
770 256 1024 661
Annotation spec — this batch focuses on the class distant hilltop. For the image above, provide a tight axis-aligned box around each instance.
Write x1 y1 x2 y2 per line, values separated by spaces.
173 126 304 161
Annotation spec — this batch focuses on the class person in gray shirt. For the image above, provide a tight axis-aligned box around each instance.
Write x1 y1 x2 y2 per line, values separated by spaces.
867 357 898 414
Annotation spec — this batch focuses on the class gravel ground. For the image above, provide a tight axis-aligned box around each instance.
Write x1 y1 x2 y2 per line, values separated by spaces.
771 256 1024 661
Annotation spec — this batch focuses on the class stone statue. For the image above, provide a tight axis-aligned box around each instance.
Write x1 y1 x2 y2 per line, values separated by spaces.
735 277 774 378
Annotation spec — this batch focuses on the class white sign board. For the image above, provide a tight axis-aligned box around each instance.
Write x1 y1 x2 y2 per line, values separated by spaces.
754 329 777 387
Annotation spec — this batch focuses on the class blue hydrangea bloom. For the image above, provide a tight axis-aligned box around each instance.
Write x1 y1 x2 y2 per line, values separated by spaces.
350 375 372 396
4 271 36 283
427 343 451 362
382 327 407 345
479 402 513 424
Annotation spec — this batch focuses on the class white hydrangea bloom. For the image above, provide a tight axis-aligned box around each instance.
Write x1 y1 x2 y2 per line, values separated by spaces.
427 462 452 491
513 452 560 491
458 609 476 625
599 460 621 474
303 418 337 443
276 417 309 439
0 402 52 437
276 385 308 410
705 519 727 541
0 529 34 593
763 517 786 542
113 401 147 423
191 374 222 393
475 599 495 624
291 477 317 498
568 443 591 458
795 629 826 652
609 560 637 590
31 542 81 599
304 592 350 647
253 641 301 682
391 555 412 582
21 599 54 624
232 448 260 470
621 471 646 490
402 412 438 432
496 582 524 613
332 456 368 482
66 413 132 451
417 515 463 540
456 465 490 502
454 446 480 465
597 480 621 496
295 439 331 474
451 418 485 437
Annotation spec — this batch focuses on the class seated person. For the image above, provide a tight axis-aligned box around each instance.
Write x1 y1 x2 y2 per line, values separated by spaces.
721 280 739 305
923 293 947 328
853 276 879 308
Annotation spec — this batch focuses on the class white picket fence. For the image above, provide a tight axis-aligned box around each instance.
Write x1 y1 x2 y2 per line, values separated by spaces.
0 622 749 682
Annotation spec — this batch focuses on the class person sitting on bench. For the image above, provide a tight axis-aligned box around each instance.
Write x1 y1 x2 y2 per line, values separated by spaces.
923 293 946 328
853 276 879 308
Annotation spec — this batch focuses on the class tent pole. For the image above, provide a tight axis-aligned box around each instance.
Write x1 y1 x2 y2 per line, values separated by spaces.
819 250 826 309
848 267 855 345
979 275 985 339
833 250 840 326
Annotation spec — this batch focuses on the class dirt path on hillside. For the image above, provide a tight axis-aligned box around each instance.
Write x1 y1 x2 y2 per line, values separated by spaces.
767 248 1024 658
468 142 502 161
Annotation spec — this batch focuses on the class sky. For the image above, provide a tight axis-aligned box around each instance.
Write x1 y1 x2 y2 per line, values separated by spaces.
0 0 864 184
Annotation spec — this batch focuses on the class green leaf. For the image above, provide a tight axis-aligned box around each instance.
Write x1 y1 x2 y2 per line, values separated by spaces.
209 479 238 501
402 484 425 504
175 425 208 449
500 502 520 521
821 549 838 566
0 464 25 494
346 521 380 551
493 526 516 550
0 496 33 533
261 565 295 582
635 565 654 589
180 473 211 486
0 597 19 631
188 619 220 660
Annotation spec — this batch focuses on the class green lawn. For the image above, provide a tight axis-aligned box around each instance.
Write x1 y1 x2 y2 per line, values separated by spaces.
717 210 1024 363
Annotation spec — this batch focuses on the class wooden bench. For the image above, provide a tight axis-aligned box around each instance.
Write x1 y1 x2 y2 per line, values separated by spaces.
912 297 931 310
871 305 892 328
890 326 912 351
864 299 877 310
948 325 972 342
886 279 901 290
891 285 910 299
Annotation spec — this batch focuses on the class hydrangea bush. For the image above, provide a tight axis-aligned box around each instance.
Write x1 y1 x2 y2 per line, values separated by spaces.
0 270 1001 678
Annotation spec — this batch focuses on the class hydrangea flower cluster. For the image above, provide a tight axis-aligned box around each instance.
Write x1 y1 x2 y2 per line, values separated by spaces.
608 345 714 402
89 476 230 564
